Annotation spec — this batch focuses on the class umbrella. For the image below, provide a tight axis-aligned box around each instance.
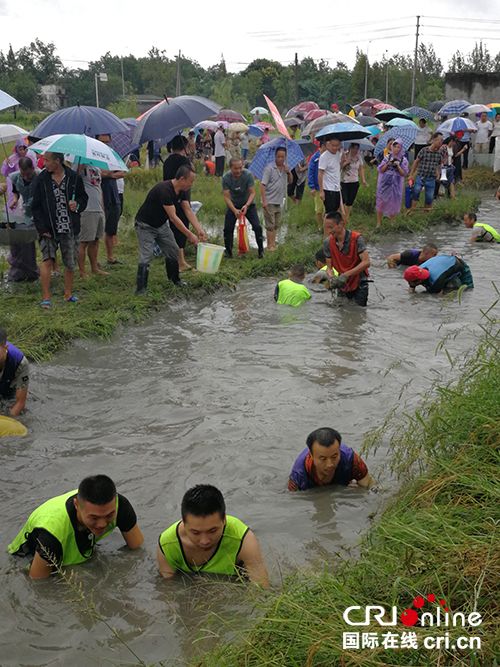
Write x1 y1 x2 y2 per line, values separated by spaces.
30 134 128 172
437 100 470 116
356 115 380 126
436 117 476 135
32 105 128 139
248 124 264 137
428 100 445 112
303 109 330 123
193 120 219 132
250 106 268 115
464 104 490 115
288 101 319 116
284 117 302 127
296 139 317 158
365 125 382 135
255 121 274 131
249 137 304 180
110 118 139 159
134 96 222 144
216 109 245 123
316 122 370 142
403 106 434 121
342 138 375 151
373 102 396 111
229 122 249 133
353 98 383 114
375 108 412 122
387 117 418 129
0 124 29 144
303 113 355 137
0 90 20 112
374 125 417 156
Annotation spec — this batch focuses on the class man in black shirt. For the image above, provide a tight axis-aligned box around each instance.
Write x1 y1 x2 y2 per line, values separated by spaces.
386 243 438 268
162 135 207 270
135 165 200 294
8 475 143 579
96 134 127 265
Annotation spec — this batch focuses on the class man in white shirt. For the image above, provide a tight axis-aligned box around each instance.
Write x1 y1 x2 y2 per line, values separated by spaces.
475 112 492 154
318 138 342 217
414 118 432 159
214 125 226 177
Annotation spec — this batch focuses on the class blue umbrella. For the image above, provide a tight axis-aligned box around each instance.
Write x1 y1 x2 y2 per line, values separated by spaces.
436 117 476 135
386 117 418 129
365 125 382 135
32 105 128 139
110 118 139 158
249 137 304 180
374 125 418 157
0 90 20 112
315 122 370 142
402 106 434 121
248 124 264 137
133 95 221 145
437 100 470 116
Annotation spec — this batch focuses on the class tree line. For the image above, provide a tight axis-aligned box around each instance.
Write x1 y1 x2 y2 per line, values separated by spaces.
1 39 498 114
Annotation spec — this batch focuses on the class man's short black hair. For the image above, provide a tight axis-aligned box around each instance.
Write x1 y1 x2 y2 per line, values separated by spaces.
48 152 65 164
422 242 438 252
431 132 443 141
181 484 226 521
18 157 34 171
175 164 195 180
275 147 287 155
315 249 326 263
466 212 477 222
324 211 343 224
78 475 116 505
170 135 188 152
0 327 7 345
306 427 342 451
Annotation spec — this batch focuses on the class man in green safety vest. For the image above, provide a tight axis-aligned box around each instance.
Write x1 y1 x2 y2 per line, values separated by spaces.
463 212 500 243
274 264 311 307
157 484 269 587
8 475 144 578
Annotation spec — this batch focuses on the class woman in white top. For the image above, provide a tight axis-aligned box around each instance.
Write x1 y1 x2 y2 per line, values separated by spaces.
489 112 500 154
414 118 432 159
340 144 367 223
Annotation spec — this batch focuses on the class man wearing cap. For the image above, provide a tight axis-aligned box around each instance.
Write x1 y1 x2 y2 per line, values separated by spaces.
214 125 226 177
403 255 474 294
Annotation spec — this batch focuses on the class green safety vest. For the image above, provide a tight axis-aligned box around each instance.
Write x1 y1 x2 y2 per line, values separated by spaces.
8 490 118 566
320 264 339 277
158 515 249 575
473 222 500 242
277 279 311 307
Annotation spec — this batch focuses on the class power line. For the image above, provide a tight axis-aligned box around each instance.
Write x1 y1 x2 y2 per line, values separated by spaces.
423 15 500 24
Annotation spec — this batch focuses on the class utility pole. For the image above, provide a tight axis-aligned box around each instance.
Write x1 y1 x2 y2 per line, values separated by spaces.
175 50 181 96
411 15 420 105
294 52 299 102
364 41 372 99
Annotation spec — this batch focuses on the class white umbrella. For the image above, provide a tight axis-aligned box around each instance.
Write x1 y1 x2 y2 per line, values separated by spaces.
464 104 490 115
0 90 20 112
30 134 128 171
250 106 268 115
0 124 29 144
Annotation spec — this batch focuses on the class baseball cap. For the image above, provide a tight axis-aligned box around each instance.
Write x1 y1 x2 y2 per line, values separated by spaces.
403 265 430 282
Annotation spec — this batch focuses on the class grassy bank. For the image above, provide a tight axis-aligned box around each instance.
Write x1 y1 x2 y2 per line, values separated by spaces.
2 168 480 361
196 303 500 667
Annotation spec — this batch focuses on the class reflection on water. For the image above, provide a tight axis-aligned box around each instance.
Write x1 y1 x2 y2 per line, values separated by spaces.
0 202 499 665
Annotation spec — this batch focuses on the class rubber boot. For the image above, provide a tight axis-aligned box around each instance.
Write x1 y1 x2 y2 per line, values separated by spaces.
165 257 185 286
135 263 149 295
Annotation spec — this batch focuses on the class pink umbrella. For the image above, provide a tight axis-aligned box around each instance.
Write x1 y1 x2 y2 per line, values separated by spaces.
216 109 246 123
303 108 330 123
255 121 274 131
372 102 396 111
288 101 319 117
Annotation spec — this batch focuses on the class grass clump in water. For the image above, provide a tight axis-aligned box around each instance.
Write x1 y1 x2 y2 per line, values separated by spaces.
195 300 500 667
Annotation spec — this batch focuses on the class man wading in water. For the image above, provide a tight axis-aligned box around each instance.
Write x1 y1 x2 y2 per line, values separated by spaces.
8 475 143 578
157 484 269 587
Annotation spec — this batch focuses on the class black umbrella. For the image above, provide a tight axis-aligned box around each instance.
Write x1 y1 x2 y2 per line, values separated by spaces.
356 115 380 126
428 100 445 113
32 105 128 138
133 96 221 145
375 109 412 122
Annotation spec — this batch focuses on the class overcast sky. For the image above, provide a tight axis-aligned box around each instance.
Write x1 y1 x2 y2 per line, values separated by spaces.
2 0 499 72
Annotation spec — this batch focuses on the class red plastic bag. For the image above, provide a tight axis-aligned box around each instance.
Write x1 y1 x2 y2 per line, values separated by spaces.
237 215 250 255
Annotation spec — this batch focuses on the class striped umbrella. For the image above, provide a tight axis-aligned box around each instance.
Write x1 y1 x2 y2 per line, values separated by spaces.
437 100 470 116
303 112 355 137
403 106 434 121
249 137 304 180
30 134 128 171
374 125 418 156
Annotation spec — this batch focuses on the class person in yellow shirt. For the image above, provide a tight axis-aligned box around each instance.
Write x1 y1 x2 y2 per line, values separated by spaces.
274 264 311 307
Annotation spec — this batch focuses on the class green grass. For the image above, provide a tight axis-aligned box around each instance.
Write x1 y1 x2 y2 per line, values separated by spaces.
194 302 500 666
1 170 481 361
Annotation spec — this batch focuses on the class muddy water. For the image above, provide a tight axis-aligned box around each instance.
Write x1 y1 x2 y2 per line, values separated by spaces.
1 201 499 666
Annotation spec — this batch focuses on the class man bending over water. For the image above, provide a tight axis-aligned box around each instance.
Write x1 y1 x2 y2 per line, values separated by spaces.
157 484 269 587
288 427 375 491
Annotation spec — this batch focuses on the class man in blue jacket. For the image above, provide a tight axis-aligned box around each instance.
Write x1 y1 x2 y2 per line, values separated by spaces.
32 153 88 308
307 142 326 230
403 255 474 294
